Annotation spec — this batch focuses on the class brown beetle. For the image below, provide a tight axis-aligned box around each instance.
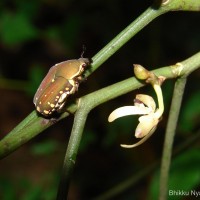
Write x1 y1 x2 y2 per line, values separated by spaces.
33 58 90 117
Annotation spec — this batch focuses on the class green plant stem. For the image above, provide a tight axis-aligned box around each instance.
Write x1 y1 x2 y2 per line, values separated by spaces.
160 0 200 12
89 0 200 75
88 6 166 75
0 108 73 159
56 102 89 200
159 77 187 200
0 52 200 159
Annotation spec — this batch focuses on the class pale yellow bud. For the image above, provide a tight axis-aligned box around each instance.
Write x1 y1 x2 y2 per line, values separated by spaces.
133 64 150 80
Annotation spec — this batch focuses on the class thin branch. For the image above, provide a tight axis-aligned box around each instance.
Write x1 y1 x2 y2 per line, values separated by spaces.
88 6 166 75
159 77 187 200
158 0 200 12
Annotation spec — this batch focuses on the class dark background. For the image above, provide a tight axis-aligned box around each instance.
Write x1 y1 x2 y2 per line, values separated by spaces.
0 0 200 199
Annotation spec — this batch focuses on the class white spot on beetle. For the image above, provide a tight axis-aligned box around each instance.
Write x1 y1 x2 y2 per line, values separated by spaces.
50 104 55 108
37 106 41 112
43 110 49 114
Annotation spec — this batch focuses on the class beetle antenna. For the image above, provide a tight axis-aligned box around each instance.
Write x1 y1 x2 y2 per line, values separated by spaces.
81 45 86 58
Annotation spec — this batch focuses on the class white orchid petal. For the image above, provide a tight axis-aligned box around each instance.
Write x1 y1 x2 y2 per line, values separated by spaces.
135 94 156 112
135 114 159 138
135 127 143 138
120 125 157 148
108 106 152 122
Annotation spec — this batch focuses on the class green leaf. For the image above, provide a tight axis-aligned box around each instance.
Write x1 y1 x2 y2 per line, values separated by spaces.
0 178 16 200
179 92 200 133
62 14 82 48
0 11 38 46
30 140 58 156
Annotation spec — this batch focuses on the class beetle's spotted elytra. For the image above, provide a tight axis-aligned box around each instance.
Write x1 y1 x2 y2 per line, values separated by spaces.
33 58 91 117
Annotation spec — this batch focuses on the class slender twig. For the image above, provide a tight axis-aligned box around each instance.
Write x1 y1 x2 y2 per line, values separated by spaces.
88 6 166 75
159 77 187 200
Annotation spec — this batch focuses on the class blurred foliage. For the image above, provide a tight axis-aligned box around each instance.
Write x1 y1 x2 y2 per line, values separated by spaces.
0 11 38 46
30 139 58 156
0 0 200 199
149 148 200 200
180 92 200 133
27 65 45 96
0 174 58 200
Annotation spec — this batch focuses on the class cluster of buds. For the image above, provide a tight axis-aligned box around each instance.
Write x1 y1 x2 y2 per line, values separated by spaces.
108 65 165 148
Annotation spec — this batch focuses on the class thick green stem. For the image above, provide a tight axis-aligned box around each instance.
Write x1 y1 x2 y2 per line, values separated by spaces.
158 0 200 12
56 101 90 200
159 77 187 200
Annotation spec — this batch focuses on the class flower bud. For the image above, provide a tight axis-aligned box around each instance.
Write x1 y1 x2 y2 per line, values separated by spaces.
133 64 150 80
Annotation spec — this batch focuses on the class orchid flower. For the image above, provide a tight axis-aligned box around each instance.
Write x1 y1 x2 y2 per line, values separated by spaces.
108 65 165 148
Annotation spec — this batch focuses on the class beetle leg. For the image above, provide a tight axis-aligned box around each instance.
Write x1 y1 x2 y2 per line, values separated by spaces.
76 75 86 83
